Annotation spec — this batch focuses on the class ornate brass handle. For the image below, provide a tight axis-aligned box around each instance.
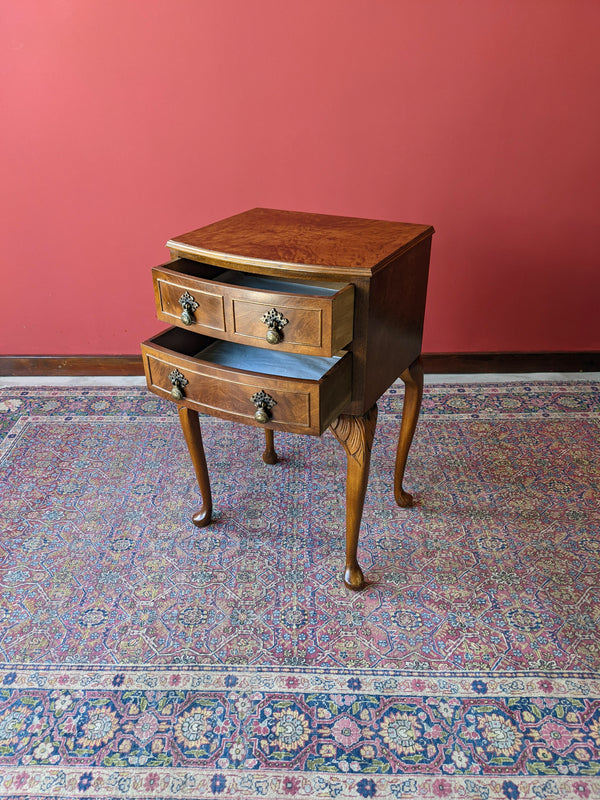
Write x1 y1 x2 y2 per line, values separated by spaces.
260 308 288 345
178 291 199 326
169 369 188 400
251 390 277 423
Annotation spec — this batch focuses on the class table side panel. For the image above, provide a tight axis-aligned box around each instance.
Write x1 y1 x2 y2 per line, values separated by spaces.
362 237 432 412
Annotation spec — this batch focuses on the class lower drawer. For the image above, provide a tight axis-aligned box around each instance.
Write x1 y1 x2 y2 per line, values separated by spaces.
141 328 352 436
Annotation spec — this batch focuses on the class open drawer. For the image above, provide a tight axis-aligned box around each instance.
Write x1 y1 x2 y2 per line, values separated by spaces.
152 259 354 357
141 327 353 436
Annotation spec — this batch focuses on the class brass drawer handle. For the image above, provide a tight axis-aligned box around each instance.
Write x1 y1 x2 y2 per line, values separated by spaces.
251 390 277 423
169 369 188 400
260 308 288 345
178 291 199 326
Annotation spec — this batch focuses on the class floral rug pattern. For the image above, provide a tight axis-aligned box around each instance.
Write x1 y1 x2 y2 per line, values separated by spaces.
0 382 599 799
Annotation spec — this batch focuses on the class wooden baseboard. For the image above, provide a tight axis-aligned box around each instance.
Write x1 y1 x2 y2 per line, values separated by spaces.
0 352 598 377
421 352 600 373
0 356 145 376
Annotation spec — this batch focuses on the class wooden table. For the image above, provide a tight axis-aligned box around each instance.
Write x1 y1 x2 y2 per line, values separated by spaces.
141 208 434 590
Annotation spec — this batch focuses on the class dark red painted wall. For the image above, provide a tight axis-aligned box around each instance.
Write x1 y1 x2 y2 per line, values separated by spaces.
2 0 599 355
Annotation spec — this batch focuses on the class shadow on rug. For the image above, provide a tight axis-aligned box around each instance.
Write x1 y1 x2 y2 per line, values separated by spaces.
0 381 599 799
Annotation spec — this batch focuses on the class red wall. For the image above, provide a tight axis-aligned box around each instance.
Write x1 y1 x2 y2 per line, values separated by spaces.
2 0 599 356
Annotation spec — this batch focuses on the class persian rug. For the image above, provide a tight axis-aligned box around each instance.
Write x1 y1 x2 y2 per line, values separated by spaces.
0 380 599 800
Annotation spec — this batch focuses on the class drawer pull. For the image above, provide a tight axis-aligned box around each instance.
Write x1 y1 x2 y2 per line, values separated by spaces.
178 291 199 326
169 368 188 400
251 390 277 424
260 308 288 345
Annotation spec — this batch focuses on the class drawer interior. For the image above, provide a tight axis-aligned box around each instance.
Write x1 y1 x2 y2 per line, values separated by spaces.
149 327 343 381
166 259 348 296
196 340 342 380
219 271 341 297
143 327 353 434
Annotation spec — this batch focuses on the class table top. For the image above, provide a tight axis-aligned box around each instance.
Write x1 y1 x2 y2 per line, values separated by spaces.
167 208 434 279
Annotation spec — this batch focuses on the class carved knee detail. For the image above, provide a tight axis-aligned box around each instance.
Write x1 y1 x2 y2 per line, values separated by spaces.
330 405 378 463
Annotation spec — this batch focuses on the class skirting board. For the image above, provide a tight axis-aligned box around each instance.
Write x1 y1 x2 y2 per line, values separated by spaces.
0 356 145 377
0 352 599 377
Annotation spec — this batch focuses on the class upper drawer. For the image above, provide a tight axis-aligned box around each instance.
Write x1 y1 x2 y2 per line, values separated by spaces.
141 327 352 436
152 259 354 358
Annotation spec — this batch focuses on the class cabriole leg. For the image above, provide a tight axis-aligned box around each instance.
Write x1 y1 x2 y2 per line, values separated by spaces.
178 406 213 528
394 356 424 508
330 404 378 591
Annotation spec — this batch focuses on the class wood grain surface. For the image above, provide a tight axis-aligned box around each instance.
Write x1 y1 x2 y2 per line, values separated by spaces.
168 208 434 278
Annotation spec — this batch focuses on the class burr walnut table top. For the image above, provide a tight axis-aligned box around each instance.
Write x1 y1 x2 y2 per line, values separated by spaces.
167 207 434 279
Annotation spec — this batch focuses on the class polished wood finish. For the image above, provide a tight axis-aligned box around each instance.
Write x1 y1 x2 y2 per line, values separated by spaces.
168 207 433 279
262 429 279 465
231 286 354 355
422 351 600 373
343 237 432 415
141 328 352 436
154 261 226 334
152 259 355 357
330 405 378 591
0 355 145 376
178 406 212 528
167 208 434 417
142 208 435 589
394 357 424 508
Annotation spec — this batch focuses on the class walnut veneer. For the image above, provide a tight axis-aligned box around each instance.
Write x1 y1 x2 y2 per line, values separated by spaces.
141 208 434 590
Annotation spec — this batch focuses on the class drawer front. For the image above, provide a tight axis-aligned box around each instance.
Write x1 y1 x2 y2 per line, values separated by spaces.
152 261 354 357
141 328 352 436
154 277 226 332
231 299 323 348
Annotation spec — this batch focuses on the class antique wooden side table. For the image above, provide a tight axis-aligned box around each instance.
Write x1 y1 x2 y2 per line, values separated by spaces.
141 208 434 590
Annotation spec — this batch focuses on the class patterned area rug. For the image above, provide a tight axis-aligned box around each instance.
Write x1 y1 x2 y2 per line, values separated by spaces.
0 381 599 799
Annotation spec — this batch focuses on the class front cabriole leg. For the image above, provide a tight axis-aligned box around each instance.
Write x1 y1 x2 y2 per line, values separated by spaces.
178 406 213 527
394 356 424 507
330 404 378 591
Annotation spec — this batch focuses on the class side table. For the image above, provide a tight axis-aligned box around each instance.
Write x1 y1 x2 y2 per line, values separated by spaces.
141 208 434 590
